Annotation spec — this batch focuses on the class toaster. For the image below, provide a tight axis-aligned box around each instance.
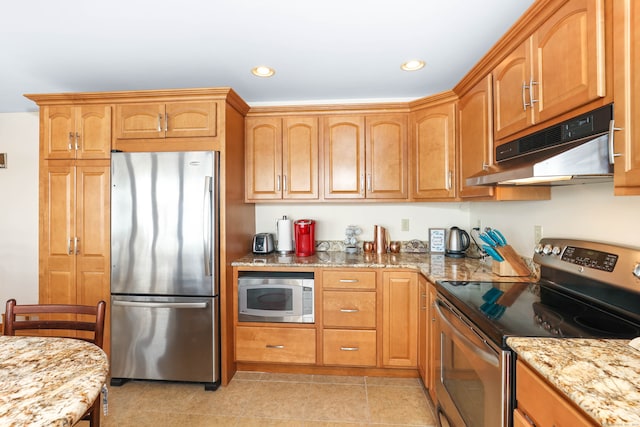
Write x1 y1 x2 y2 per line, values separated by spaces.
252 233 275 254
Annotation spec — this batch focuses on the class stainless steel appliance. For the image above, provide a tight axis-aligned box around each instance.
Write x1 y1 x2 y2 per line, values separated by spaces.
110 151 220 390
466 104 614 186
445 226 470 258
252 233 275 254
435 238 640 427
238 271 314 323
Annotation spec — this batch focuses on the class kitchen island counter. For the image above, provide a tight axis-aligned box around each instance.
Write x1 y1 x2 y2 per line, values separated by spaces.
507 337 640 427
232 251 535 283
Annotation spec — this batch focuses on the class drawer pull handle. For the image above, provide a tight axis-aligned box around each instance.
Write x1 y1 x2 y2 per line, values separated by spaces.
340 346 359 351
339 279 359 283
340 308 359 313
266 345 284 349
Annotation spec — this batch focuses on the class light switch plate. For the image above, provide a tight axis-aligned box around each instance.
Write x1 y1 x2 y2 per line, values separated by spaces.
0 153 6 168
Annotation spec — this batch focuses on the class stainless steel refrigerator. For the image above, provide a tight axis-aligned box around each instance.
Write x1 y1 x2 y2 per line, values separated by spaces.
110 151 220 390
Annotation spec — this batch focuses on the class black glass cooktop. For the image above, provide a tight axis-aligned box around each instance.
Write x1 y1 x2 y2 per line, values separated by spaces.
436 280 640 349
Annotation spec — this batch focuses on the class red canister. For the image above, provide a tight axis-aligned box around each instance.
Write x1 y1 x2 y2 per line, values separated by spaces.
294 219 315 257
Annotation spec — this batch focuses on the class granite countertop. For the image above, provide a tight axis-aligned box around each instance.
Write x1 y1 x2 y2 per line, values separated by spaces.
232 251 536 283
0 335 109 426
507 337 640 427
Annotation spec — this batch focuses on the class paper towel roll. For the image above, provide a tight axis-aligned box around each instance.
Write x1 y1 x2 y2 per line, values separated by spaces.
276 217 294 253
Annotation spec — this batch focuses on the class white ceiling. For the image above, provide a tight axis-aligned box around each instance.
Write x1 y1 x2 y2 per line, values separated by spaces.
1 0 535 113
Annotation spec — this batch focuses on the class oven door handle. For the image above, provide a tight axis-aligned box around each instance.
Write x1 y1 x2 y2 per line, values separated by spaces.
434 299 500 368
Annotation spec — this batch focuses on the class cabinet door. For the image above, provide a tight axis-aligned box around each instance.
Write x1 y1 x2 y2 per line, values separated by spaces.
43 106 75 159
365 114 408 199
427 281 438 402
40 164 76 305
613 0 640 194
245 117 283 200
165 101 217 138
532 0 606 124
493 39 535 140
323 329 377 366
323 291 376 328
417 277 428 383
283 117 319 199
115 104 165 139
411 102 456 199
75 162 111 352
76 105 112 159
458 75 494 198
323 116 366 199
235 326 316 364
382 271 418 367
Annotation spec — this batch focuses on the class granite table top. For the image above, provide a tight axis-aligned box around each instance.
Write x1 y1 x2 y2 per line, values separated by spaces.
507 337 640 427
232 251 537 284
0 335 109 427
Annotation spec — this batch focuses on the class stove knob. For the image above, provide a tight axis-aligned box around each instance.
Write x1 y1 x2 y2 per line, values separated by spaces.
534 244 543 254
552 246 562 256
633 263 640 279
542 244 553 255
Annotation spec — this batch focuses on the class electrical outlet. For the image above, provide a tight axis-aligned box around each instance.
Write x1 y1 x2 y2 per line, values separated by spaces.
475 218 482 230
401 218 410 232
534 225 543 244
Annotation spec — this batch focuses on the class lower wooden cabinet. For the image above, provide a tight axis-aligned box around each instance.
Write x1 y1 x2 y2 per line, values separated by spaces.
235 326 316 364
515 360 597 426
323 329 377 367
382 271 418 367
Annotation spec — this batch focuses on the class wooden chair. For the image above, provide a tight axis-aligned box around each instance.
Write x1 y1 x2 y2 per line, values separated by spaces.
4 299 107 427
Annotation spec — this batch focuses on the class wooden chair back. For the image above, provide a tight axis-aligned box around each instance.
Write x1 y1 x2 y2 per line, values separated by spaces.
4 299 106 348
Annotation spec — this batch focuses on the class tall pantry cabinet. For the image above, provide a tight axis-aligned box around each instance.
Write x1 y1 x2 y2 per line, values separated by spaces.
37 103 112 352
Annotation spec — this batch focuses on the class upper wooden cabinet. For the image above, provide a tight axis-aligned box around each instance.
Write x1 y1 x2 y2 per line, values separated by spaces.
115 101 217 139
612 0 640 195
458 76 495 199
410 97 457 200
42 105 111 160
493 0 606 141
245 116 319 201
323 114 408 200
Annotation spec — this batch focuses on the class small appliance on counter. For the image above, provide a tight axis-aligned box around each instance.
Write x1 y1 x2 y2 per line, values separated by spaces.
294 219 315 257
252 233 275 254
374 225 389 254
276 215 294 254
445 226 470 258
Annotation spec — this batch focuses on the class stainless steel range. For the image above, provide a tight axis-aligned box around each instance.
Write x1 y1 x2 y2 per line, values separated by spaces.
435 238 640 427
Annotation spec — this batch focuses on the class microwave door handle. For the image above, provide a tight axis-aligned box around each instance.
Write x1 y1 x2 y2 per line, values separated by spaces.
112 300 209 309
434 299 499 367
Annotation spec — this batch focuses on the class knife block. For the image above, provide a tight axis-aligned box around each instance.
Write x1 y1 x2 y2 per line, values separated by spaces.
491 245 531 277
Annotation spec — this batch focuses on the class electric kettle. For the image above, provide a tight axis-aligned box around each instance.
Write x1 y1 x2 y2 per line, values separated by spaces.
445 226 470 258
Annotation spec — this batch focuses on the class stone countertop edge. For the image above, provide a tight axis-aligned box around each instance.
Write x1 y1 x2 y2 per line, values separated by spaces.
507 337 640 427
231 251 536 284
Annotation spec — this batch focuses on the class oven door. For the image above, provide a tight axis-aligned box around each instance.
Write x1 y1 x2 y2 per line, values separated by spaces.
434 296 511 427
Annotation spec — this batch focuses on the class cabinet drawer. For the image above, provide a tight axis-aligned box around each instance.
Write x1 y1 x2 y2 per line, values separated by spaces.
516 360 596 426
323 270 376 289
323 329 376 366
236 326 316 364
323 291 376 328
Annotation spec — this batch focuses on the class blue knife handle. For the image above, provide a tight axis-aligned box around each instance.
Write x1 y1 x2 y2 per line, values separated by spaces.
482 245 504 261
492 229 507 246
487 230 506 246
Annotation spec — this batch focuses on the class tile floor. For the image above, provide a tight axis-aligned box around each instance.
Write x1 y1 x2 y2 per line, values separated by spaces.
90 372 436 426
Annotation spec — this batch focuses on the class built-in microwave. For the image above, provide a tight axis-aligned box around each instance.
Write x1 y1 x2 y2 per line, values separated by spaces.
238 271 314 323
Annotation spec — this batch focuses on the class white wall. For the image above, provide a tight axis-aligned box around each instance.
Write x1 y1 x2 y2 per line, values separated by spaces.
255 202 471 244
469 182 640 255
0 112 39 313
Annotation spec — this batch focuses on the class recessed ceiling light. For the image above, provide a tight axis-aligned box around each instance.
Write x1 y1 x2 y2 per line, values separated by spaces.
251 66 276 77
401 60 425 71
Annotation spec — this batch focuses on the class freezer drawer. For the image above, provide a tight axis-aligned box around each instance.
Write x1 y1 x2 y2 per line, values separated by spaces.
110 295 219 386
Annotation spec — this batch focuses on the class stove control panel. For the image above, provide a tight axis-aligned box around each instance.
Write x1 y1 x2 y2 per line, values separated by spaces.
561 246 618 272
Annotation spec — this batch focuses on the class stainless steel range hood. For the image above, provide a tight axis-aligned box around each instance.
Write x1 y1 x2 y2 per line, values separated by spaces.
466 104 614 186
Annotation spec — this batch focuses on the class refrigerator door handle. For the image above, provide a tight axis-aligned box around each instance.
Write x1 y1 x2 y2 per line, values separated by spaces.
112 300 209 309
204 176 213 277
